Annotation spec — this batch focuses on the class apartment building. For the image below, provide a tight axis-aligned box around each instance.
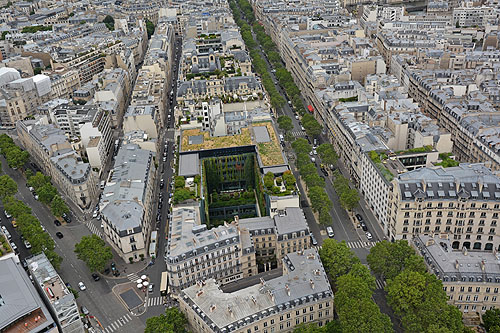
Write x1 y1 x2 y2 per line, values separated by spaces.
239 207 311 270
78 107 113 171
99 143 156 262
122 105 159 139
180 248 334 333
49 104 96 137
93 68 129 128
26 253 84 333
414 235 500 314
388 164 500 250
17 120 98 210
0 256 58 333
49 69 81 100
453 4 496 28
166 206 257 294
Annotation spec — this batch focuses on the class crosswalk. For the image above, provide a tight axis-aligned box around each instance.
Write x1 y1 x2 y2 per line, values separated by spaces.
127 273 140 283
346 241 379 249
292 130 306 137
375 279 386 290
147 296 163 307
86 222 102 238
103 313 132 333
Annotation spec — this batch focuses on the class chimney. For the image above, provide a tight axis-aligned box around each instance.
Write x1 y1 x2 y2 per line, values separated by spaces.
210 304 216 312
314 269 320 276
481 260 485 271
455 260 459 270
462 247 468 256
310 279 315 289
285 284 290 296
197 290 204 297
308 253 315 260
260 278 265 286
268 290 274 301
227 305 233 317
251 296 257 304
234 215 239 224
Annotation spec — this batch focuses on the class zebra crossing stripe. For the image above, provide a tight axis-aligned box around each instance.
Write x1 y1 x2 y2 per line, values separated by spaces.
124 314 131 321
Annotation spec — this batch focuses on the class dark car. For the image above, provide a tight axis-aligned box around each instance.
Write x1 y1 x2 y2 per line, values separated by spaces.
360 222 368 231
310 234 318 246
355 214 364 222
62 213 72 223
54 220 61 226
55 232 64 239
91 273 100 281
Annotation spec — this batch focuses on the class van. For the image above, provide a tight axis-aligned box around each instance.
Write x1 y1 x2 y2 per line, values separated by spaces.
100 180 106 189
279 134 284 142
326 227 334 238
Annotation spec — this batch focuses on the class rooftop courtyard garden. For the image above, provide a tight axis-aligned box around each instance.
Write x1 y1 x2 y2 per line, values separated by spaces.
369 150 394 182
181 128 252 152
252 122 285 167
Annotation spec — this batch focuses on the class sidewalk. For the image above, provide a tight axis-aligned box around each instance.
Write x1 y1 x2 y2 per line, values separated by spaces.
100 244 150 280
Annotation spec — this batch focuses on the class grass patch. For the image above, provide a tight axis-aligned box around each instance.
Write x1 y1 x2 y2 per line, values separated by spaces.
252 122 284 166
181 128 252 151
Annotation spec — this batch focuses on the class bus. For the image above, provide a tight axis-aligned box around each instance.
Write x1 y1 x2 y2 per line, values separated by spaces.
160 271 168 296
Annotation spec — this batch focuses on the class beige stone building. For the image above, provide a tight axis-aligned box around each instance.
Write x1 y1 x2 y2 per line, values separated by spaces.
17 120 98 210
413 235 500 314
166 206 257 294
388 164 500 250
179 248 334 333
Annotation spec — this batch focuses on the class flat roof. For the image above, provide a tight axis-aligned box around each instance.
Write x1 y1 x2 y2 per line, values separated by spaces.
179 153 200 177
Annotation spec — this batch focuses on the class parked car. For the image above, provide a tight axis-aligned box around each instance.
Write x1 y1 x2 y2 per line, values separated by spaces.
365 232 373 240
78 282 86 291
92 211 99 218
310 234 318 246
91 273 100 281
148 283 154 292
326 227 334 238
24 240 32 249
4 210 11 219
81 306 89 315
360 222 368 231
54 220 61 226
10 241 18 253
56 232 64 239
62 213 71 223
355 214 363 222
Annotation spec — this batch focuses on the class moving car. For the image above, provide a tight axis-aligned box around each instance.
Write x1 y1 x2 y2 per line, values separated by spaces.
56 232 64 239
326 227 334 238
148 283 154 292
81 306 89 315
54 220 61 226
62 213 71 223
78 282 86 291
365 232 373 240
360 222 368 231
92 273 100 281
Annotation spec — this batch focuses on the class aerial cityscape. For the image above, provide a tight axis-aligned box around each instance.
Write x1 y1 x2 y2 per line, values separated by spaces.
0 0 499 332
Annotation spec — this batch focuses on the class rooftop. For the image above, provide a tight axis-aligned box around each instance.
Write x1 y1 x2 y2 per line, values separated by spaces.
181 128 252 152
181 248 332 331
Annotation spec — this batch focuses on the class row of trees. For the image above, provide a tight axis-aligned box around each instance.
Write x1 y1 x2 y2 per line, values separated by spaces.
1 187 62 268
0 134 30 170
74 234 113 272
145 307 188 333
331 170 359 211
319 239 393 332
26 171 69 218
291 138 332 225
367 240 468 333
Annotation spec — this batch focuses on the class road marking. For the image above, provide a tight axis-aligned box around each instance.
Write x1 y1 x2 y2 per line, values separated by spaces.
376 279 386 290
291 130 306 137
147 296 163 307
127 273 140 282
345 241 379 249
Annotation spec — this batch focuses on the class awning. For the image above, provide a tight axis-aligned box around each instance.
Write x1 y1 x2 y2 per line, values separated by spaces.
307 105 314 112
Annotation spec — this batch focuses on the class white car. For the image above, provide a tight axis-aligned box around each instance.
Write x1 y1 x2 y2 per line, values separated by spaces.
365 232 373 240
311 157 316 163
4 211 11 219
78 282 86 291
301 126 305 131
295 115 299 120
313 150 317 155
24 240 32 249
92 211 99 218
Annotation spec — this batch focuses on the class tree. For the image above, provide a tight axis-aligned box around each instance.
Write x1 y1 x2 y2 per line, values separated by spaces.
337 297 393 333
367 240 426 280
292 138 311 155
317 144 338 166
318 208 332 226
319 239 360 286
145 19 155 38
308 186 331 213
50 195 69 217
27 171 51 190
386 270 464 333
174 176 186 189
173 188 193 204
277 115 293 132
3 196 31 218
483 309 500 332
301 114 323 137
37 183 57 204
348 262 376 290
5 146 29 169
339 188 359 211
0 175 17 200
145 308 187 333
102 15 114 31
74 234 113 272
